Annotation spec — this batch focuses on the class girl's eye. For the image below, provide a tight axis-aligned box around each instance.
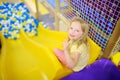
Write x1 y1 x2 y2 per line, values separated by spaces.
76 30 79 32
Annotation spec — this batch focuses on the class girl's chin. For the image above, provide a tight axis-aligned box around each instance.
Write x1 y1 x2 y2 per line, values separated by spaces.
69 36 77 40
70 37 75 40
70 37 79 40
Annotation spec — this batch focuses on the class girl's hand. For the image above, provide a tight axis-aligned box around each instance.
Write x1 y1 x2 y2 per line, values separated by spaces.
63 39 70 50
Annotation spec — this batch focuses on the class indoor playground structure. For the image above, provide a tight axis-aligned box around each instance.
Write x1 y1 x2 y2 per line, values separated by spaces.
0 0 120 80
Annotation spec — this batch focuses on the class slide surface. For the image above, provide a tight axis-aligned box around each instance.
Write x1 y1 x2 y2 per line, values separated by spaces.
0 28 71 80
111 52 120 66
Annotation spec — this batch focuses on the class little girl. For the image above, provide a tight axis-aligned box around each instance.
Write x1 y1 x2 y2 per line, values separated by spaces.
54 17 90 72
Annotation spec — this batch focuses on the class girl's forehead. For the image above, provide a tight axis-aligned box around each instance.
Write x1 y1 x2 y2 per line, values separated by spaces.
70 21 81 28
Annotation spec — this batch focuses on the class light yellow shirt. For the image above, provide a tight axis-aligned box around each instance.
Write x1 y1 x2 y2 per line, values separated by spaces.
70 43 89 72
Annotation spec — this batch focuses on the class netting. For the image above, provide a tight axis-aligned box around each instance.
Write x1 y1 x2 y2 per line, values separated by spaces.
60 0 120 51
112 38 120 54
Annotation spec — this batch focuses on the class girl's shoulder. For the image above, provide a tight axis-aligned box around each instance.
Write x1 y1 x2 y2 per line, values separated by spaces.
78 43 87 48
78 43 89 53
71 43 86 50
70 43 86 53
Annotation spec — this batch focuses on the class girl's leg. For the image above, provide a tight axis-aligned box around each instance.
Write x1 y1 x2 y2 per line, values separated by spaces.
54 48 67 65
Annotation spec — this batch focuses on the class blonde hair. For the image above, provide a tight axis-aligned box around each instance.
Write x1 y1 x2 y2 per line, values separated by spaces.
68 17 89 49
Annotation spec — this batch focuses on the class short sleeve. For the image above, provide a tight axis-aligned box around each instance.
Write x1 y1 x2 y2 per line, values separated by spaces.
77 43 88 54
72 43 90 72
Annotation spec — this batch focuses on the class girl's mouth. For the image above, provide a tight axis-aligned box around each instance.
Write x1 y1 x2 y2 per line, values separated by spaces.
70 34 75 37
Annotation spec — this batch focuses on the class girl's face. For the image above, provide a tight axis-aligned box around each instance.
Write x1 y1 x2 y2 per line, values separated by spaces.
68 21 83 40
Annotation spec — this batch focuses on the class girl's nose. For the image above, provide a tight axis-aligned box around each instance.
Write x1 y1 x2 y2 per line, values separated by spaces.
71 30 74 34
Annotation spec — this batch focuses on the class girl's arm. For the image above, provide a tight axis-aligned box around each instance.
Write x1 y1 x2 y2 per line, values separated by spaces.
64 49 80 69
63 40 80 69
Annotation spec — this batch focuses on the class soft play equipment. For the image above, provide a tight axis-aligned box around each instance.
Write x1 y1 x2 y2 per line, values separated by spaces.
0 28 71 80
0 2 101 80
61 58 120 80
111 52 120 66
0 23 102 80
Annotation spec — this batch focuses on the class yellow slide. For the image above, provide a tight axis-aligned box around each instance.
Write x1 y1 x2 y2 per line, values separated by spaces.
111 52 120 66
0 23 101 80
0 24 72 80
